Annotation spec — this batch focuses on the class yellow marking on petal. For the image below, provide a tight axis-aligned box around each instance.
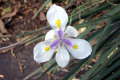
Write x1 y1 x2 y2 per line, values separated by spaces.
73 44 78 49
55 48 58 52
56 19 61 28
45 46 50 51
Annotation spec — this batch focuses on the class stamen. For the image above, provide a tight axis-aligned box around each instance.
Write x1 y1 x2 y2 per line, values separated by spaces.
45 46 50 51
52 38 56 41
56 19 61 28
73 44 78 49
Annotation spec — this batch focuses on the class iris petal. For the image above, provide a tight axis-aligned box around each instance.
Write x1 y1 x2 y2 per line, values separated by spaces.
65 39 92 59
56 46 70 67
33 41 55 63
45 30 55 41
65 26 78 38
46 4 68 30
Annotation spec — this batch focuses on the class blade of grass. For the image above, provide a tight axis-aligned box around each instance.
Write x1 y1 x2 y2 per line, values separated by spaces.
81 39 120 80
32 0 52 19
77 25 97 39
69 0 100 25
36 62 57 79
63 57 89 80
24 58 55 80
105 69 120 80
74 14 120 29
25 34 45 46
71 0 120 23
94 59 120 80
90 48 120 78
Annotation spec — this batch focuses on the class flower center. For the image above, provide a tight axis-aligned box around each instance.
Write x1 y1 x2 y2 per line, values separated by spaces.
56 19 61 28
46 19 78 51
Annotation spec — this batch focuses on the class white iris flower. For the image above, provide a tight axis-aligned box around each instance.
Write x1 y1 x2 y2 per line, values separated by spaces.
33 4 92 68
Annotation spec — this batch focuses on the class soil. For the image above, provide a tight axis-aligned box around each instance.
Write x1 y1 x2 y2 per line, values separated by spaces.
0 0 81 80
0 0 49 80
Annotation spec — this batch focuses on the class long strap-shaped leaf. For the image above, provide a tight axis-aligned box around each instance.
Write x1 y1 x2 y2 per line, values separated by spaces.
36 62 57 79
72 0 120 23
81 39 120 80
105 69 120 80
32 0 52 19
90 48 120 78
95 59 120 80
24 58 56 80
63 57 89 80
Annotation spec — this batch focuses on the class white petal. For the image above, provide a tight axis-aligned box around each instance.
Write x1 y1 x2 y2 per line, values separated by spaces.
65 26 78 37
33 41 55 63
56 46 70 68
45 30 55 41
65 39 92 59
47 4 68 30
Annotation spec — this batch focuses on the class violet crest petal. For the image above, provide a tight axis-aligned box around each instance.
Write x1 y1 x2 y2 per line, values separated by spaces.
62 38 74 47
56 28 64 39
50 39 60 49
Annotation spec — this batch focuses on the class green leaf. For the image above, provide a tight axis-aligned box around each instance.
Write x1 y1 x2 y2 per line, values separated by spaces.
105 69 120 80
36 62 57 79
81 39 120 80
24 58 56 80
32 0 52 19
90 48 120 79
95 59 120 80
63 57 89 80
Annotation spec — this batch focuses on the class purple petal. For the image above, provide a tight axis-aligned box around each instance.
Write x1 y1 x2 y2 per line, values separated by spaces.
56 28 64 39
62 38 74 47
50 39 60 49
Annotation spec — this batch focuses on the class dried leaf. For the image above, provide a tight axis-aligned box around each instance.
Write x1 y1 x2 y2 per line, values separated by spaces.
11 48 23 73
0 18 8 33
90 39 97 46
2 8 18 19
61 68 69 72
0 74 5 78
33 8 37 15
107 47 118 58
65 0 69 4
45 1 52 10
78 19 84 24
1 7 12 15
80 27 86 33
39 12 46 21
100 0 105 3
72 77 80 80
15 1 21 8
23 9 30 16
0 48 10 53
92 58 97 63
